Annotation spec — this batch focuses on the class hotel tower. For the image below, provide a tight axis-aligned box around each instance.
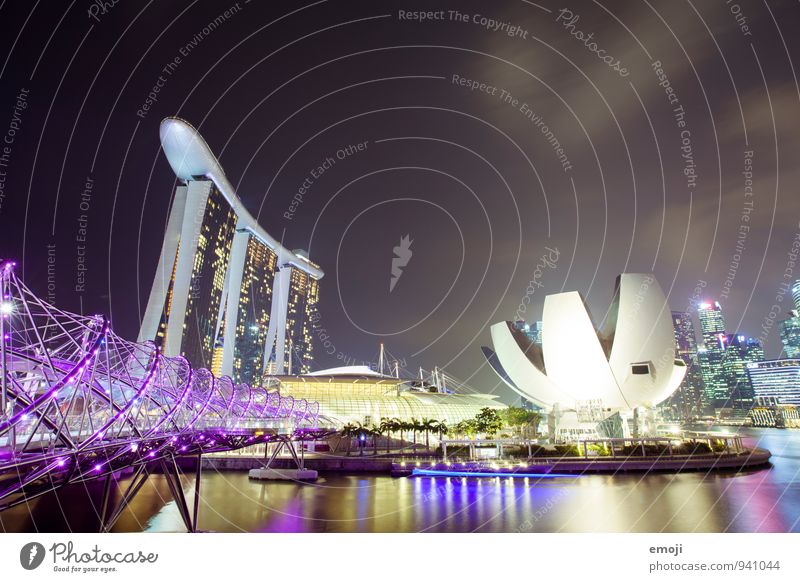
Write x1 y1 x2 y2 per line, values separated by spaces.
138 118 323 384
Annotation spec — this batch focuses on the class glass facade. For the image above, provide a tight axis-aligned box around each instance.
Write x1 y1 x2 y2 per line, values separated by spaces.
284 266 320 375
722 335 763 410
274 376 505 427
145 180 324 381
779 312 800 358
697 302 729 408
664 311 706 419
232 236 278 384
698 301 726 344
142 119 326 385
747 359 800 406
180 184 237 369
792 280 800 312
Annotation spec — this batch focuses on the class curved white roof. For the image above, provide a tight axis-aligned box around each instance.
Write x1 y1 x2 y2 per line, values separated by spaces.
489 273 685 411
306 365 390 378
160 117 323 279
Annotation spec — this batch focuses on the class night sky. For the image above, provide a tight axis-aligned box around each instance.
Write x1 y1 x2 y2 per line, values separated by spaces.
1 0 799 403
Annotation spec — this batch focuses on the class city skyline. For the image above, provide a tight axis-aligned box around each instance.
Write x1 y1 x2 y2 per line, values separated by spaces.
3 0 800 545
2 1 800 405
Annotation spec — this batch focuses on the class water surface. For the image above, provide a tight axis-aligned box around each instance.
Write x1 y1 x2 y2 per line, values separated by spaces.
2 428 798 532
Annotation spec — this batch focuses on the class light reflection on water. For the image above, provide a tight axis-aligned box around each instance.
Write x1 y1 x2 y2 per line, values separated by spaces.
2 428 799 533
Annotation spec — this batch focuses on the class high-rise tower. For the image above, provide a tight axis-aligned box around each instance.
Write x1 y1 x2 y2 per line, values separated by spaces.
697 302 728 407
791 280 800 312
722 334 763 410
779 310 800 358
139 118 324 384
666 311 706 418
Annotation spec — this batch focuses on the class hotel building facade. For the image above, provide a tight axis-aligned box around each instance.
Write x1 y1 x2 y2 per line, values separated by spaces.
139 118 322 384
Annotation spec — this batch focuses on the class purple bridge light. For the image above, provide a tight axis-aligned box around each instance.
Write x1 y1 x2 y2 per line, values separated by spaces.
0 260 328 527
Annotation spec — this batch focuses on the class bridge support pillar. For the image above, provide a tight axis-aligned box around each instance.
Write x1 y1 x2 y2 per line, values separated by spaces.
193 453 202 529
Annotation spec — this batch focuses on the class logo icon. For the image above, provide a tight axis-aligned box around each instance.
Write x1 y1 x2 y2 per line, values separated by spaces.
19 542 45 570
389 234 413 293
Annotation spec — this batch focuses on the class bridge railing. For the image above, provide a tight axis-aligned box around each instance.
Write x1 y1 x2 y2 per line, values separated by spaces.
0 260 319 473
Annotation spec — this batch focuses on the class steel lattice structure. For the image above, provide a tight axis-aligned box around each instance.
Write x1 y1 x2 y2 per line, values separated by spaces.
0 260 326 527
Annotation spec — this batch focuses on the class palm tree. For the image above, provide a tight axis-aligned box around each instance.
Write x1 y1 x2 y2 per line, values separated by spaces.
437 420 449 442
379 418 392 453
400 420 414 449
389 418 402 451
411 418 424 450
394 418 406 451
368 424 381 456
380 418 401 453
421 418 438 451
354 423 371 456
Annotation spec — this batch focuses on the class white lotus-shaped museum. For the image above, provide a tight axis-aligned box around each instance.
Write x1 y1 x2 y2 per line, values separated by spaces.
486 274 685 412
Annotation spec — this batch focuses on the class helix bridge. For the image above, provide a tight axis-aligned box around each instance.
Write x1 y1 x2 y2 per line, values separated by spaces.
0 260 330 531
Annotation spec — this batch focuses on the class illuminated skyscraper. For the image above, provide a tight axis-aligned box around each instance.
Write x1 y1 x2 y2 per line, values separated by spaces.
722 334 764 410
262 251 321 377
697 302 728 407
779 310 800 358
697 301 726 344
792 280 800 312
229 236 277 384
664 311 706 419
139 118 324 384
